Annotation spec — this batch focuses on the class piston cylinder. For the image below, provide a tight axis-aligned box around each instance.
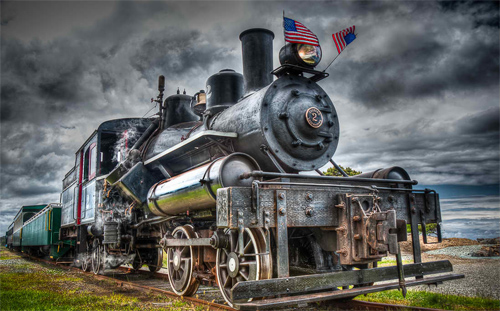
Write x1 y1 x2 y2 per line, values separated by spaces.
147 153 260 216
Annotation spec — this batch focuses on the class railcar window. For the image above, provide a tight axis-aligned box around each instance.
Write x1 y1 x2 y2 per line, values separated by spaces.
89 143 97 180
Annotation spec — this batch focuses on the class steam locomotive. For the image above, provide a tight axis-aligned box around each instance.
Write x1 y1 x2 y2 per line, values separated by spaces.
7 28 463 309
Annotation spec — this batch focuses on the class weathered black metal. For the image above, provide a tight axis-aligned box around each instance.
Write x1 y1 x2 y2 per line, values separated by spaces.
235 274 464 310
163 94 199 128
205 69 244 114
356 166 411 181
231 260 454 300
239 28 274 94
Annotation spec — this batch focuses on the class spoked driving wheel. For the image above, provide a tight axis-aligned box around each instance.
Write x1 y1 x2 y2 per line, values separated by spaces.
216 228 272 307
91 244 102 274
166 225 200 296
81 253 91 272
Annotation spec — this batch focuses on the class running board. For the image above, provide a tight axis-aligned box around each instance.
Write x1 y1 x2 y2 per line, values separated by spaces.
232 260 454 300
235 273 464 310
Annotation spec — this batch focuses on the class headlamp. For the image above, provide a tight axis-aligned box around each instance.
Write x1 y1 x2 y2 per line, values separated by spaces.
296 44 322 66
279 43 322 68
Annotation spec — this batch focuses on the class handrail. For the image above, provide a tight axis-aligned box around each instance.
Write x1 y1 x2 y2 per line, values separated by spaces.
240 170 418 185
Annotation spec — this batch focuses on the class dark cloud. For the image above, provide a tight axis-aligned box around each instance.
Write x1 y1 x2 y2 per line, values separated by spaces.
0 1 498 234
130 29 236 82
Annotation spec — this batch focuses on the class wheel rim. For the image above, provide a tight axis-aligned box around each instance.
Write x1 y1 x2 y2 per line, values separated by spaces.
166 225 200 296
131 252 142 271
92 245 101 274
216 228 271 307
148 248 163 273
82 253 90 272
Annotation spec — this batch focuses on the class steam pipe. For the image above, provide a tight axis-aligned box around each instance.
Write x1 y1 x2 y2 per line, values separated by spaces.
131 118 160 150
129 216 178 229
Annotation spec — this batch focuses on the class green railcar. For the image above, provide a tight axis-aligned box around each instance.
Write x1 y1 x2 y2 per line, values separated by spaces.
21 204 72 259
11 205 46 248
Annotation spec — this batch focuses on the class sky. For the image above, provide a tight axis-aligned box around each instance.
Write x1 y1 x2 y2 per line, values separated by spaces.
1 1 499 235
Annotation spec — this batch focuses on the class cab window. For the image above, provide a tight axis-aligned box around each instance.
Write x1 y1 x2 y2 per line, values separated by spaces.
88 143 97 180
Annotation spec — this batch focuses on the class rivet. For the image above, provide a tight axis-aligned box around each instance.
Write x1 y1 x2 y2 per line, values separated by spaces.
278 193 285 200
353 216 361 222
279 207 285 215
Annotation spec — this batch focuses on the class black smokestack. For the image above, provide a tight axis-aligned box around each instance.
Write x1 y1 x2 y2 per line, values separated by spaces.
239 28 274 94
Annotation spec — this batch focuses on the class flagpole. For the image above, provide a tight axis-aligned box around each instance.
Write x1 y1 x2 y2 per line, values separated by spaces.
322 53 341 72
322 32 358 73
283 10 286 46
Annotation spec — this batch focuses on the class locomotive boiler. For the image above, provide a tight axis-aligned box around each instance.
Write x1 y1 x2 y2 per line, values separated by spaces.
52 27 462 309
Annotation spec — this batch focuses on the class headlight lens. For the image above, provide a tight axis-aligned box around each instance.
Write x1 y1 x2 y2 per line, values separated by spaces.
297 44 322 66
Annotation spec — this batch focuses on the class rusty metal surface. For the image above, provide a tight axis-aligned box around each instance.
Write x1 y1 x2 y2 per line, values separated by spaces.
217 179 441 230
231 260 455 300
276 190 289 278
236 274 464 310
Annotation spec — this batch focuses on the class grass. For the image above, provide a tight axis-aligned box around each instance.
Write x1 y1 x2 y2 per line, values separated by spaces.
0 247 204 311
3 247 499 310
376 258 412 267
356 289 500 310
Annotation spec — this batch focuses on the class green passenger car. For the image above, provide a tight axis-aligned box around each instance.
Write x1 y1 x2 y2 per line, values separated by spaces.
11 205 46 248
21 204 72 259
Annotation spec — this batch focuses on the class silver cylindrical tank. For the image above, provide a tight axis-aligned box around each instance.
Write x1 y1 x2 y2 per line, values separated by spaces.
147 153 260 216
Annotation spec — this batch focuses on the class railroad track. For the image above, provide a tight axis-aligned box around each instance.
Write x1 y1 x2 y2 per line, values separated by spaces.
17 251 447 311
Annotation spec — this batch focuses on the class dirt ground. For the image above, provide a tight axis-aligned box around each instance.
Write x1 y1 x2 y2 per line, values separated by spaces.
397 236 500 300
400 235 481 253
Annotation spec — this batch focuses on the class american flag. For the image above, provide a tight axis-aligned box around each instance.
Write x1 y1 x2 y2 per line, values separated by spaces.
332 25 356 54
283 17 319 46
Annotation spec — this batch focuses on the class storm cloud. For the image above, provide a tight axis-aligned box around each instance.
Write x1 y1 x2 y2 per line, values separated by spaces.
0 1 498 233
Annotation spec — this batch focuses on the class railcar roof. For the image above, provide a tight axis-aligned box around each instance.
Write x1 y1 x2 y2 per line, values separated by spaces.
10 204 48 225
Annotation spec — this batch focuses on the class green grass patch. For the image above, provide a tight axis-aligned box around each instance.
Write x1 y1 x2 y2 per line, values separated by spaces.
357 289 500 310
0 247 199 311
377 258 412 267
0 248 21 260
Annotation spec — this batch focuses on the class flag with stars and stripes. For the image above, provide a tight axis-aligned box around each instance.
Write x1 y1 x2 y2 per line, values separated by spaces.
332 25 356 54
283 17 320 46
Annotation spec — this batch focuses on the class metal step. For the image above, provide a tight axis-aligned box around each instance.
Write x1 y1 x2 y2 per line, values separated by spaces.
235 273 464 310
